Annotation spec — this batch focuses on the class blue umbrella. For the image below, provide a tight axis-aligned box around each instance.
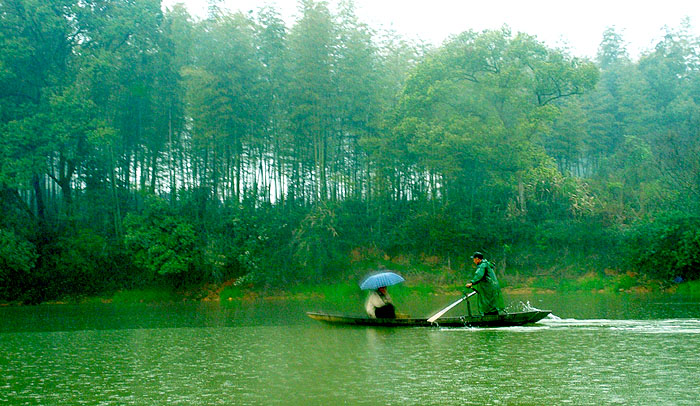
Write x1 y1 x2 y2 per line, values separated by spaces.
359 271 405 290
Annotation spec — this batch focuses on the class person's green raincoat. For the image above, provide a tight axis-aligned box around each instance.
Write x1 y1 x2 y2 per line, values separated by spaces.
469 259 505 315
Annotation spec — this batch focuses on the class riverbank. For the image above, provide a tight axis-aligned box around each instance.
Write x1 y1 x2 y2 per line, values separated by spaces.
4 273 698 307
212 270 699 303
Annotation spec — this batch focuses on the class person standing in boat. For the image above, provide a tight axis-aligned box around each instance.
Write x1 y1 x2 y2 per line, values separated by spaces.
465 252 505 316
365 286 396 318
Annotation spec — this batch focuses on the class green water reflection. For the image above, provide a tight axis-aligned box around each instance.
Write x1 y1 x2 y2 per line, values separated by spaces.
1 293 699 405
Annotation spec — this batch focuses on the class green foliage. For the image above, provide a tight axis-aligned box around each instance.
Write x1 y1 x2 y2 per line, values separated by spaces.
3 2 700 300
389 26 599 228
388 283 436 302
289 282 363 304
219 285 247 301
531 277 559 291
0 228 36 273
623 212 700 281
124 195 202 285
675 280 700 297
613 274 637 291
39 226 129 299
206 202 295 286
0 228 37 300
291 202 347 282
52 228 110 293
523 271 645 293
283 281 435 306
112 288 176 304
558 274 607 292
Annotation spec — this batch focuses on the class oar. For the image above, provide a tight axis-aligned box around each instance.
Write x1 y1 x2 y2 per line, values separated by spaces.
427 290 477 323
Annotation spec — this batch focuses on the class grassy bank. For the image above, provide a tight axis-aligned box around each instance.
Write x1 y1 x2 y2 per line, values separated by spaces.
3 266 699 307
133 273 699 306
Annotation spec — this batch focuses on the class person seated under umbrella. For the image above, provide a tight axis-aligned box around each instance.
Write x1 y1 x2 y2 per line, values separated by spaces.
360 270 403 319
365 286 395 319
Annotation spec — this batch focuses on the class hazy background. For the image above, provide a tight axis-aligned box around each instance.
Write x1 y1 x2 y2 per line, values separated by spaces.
162 0 700 58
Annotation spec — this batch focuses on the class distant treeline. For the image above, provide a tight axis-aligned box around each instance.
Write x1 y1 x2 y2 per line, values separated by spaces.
1 1 699 303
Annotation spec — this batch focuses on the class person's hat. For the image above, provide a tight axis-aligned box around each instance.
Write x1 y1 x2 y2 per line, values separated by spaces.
471 252 484 259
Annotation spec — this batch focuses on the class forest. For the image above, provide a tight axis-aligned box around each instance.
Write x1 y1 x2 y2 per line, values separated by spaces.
1 0 699 303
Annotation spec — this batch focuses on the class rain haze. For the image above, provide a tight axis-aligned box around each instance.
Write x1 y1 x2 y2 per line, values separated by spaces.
4 0 700 404
162 0 700 59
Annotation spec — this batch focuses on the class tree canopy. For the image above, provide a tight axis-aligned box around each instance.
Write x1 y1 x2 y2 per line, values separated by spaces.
1 1 699 302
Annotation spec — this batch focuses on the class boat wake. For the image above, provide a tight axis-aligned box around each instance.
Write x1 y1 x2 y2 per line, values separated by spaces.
538 317 700 334
485 302 700 333
514 300 548 311
441 316 700 333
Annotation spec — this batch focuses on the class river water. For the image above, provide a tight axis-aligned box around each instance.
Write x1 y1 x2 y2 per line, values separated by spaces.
1 292 699 405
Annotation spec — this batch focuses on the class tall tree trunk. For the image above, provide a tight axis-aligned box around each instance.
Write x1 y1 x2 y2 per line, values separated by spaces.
50 153 75 217
518 174 526 214
31 174 46 223
150 147 158 193
168 107 176 204
109 145 122 238
211 147 218 201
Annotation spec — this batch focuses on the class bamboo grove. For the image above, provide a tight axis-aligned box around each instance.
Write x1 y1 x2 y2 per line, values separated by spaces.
2 0 700 302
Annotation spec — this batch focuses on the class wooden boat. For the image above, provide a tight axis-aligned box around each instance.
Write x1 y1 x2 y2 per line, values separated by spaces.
307 309 551 328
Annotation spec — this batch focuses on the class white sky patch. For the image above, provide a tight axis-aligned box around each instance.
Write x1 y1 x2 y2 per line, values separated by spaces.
161 0 700 59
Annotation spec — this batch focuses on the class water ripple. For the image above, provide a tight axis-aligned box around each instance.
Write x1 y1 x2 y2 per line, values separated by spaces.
540 317 700 333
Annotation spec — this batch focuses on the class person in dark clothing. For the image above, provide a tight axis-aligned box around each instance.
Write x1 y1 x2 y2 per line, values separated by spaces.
465 252 505 315
365 286 396 318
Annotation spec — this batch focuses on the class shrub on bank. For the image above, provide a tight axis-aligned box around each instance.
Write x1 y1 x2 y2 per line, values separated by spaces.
559 273 608 291
623 212 700 281
112 289 176 304
675 280 700 297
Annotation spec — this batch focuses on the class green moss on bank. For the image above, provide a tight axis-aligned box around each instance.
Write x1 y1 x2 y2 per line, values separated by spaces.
111 289 178 304
675 280 700 296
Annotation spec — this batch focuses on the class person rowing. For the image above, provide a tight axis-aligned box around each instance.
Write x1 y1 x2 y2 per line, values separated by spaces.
465 251 505 316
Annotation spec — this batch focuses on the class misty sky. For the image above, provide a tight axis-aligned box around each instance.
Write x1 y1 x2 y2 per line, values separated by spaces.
161 0 700 59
